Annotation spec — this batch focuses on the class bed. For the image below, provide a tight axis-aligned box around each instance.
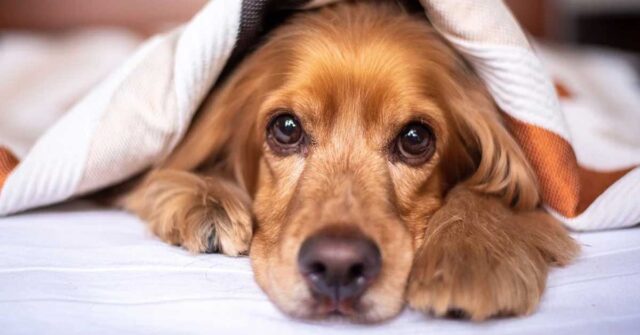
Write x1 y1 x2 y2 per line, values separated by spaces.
1 200 639 334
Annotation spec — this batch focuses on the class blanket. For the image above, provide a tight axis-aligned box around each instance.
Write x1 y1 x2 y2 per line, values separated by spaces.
0 0 639 230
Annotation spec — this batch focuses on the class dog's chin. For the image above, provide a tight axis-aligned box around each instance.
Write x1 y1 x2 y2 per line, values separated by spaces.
267 282 402 323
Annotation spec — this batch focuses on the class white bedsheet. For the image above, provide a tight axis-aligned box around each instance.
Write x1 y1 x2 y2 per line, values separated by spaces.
1 201 639 334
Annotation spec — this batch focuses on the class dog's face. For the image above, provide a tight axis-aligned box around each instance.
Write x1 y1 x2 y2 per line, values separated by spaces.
175 2 537 323
249 4 472 322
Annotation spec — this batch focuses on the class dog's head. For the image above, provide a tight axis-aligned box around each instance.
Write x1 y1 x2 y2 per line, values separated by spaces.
170 1 538 322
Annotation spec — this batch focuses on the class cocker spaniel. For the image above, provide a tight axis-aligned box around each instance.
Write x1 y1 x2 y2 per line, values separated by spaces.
125 0 578 323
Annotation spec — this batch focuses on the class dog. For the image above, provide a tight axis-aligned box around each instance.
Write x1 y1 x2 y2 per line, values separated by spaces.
124 0 578 323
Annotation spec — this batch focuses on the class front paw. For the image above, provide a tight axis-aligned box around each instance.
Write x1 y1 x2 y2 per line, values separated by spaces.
127 170 253 256
406 218 549 320
406 187 578 320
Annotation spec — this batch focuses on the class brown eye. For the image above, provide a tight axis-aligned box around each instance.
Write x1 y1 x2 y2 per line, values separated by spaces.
395 122 435 165
267 113 305 154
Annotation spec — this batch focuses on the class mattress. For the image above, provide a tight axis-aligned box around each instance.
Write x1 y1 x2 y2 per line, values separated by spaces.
1 200 639 334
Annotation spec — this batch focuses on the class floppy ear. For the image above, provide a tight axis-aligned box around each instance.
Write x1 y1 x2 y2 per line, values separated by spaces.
441 70 539 211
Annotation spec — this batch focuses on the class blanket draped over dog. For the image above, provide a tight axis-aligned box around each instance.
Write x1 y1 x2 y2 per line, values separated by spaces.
0 0 638 230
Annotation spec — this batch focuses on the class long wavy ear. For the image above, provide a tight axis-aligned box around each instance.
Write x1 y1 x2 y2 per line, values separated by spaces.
440 68 540 211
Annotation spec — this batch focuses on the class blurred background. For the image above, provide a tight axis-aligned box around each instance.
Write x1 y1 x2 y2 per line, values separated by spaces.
0 0 639 156
2 0 639 50
510 0 640 52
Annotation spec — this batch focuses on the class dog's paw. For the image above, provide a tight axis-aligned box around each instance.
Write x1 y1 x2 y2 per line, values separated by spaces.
406 187 578 321
126 170 253 256
406 220 548 320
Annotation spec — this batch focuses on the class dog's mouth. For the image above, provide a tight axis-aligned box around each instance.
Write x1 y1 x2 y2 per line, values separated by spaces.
302 275 375 318
302 290 377 321
311 295 361 317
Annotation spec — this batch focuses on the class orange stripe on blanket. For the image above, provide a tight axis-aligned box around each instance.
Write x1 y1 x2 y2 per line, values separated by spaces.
504 116 634 218
577 166 635 214
554 80 573 100
0 147 20 189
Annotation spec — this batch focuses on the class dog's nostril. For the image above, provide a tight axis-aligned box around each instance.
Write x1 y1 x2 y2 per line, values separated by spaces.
307 262 328 284
297 228 381 303
309 262 326 275
348 263 364 280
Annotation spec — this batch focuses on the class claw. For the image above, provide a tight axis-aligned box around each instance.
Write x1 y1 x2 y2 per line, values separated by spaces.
445 308 469 319
205 227 219 253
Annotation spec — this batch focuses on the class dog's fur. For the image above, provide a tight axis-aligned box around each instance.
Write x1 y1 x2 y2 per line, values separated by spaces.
125 1 578 323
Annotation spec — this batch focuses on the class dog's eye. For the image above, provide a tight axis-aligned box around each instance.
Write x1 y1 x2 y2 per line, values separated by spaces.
267 113 305 154
270 114 302 145
395 122 435 165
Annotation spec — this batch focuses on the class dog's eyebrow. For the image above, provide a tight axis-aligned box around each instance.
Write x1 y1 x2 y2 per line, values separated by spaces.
258 90 322 136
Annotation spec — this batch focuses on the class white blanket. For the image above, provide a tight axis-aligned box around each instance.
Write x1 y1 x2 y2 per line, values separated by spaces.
1 202 639 334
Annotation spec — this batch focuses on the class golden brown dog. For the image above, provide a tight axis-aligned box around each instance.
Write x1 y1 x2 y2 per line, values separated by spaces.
125 1 578 323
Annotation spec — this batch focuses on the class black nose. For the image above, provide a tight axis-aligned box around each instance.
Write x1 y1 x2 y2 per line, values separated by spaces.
297 229 381 303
